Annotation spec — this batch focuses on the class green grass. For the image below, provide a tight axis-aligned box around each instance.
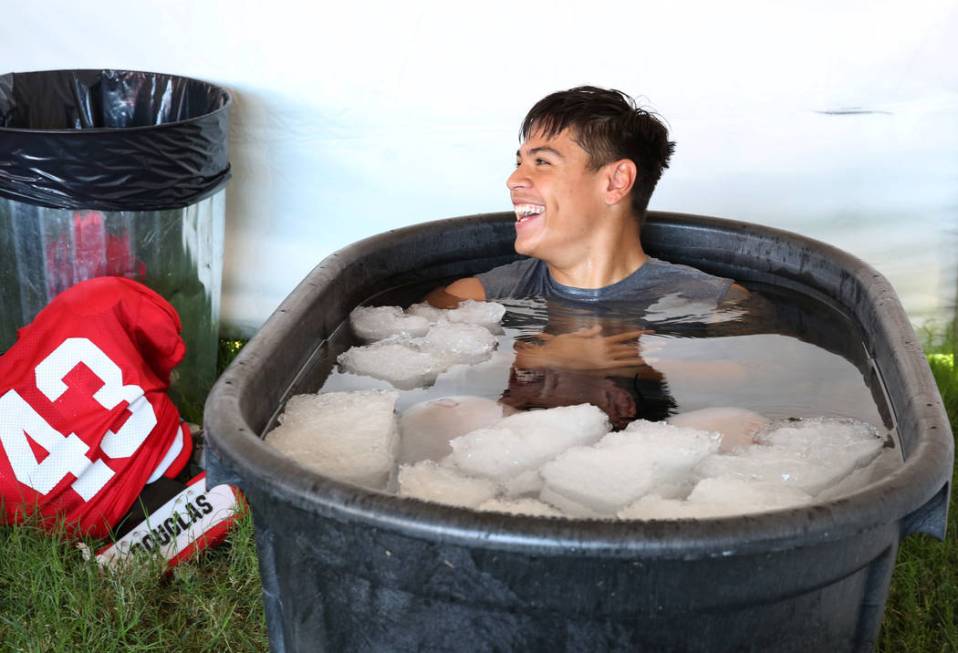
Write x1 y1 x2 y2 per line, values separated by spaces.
1 337 956 651
0 508 267 652
878 348 958 652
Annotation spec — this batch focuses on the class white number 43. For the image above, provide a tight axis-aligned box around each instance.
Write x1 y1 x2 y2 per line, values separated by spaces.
0 338 157 501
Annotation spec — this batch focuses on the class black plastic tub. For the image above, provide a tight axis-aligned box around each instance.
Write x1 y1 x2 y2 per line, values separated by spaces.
204 212 953 653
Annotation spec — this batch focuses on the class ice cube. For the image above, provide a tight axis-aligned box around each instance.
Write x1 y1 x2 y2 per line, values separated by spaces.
617 495 744 520
618 495 726 520
758 417 884 469
445 300 507 329
816 445 900 500
497 404 611 438
695 451 825 494
416 322 497 366
398 396 504 464
350 306 431 342
478 497 563 517
539 485 607 518
649 478 698 501
500 469 545 497
449 404 611 480
687 476 812 509
618 476 811 520
667 406 769 452
339 319 500 390
406 302 447 323
540 444 657 515
337 342 445 390
616 420 724 484
405 300 506 332
319 370 398 394
539 421 721 514
265 390 399 490
696 447 874 496
695 417 886 496
397 460 498 508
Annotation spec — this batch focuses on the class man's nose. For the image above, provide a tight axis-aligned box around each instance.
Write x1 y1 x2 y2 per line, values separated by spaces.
507 165 529 190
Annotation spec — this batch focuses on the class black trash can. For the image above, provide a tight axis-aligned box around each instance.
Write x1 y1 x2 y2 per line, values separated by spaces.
204 212 953 652
0 69 231 417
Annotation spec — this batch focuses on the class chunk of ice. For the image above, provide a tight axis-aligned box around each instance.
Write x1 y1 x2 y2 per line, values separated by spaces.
758 417 884 469
265 390 399 490
817 446 900 500
449 404 610 480
694 417 885 496
618 495 729 520
538 486 606 518
541 445 655 515
406 302 446 322
337 342 445 390
405 300 506 332
539 421 721 514
338 320 499 390
417 322 497 365
478 497 563 517
667 406 769 452
687 477 812 508
496 403 610 439
350 306 431 342
500 469 545 497
618 477 810 520
616 420 725 483
695 451 832 495
698 453 833 496
398 396 504 464
397 460 498 508
445 300 507 329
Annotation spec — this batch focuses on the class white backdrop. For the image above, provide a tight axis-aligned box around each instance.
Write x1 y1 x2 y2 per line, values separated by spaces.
3 0 956 336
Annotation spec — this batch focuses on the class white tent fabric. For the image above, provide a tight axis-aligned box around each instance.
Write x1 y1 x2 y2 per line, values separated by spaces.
2 0 956 335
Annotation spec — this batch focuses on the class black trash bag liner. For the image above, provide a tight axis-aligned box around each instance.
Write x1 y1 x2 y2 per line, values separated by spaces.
0 69 231 211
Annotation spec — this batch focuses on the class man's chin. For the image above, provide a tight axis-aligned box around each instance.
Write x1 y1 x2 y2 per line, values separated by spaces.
513 239 535 257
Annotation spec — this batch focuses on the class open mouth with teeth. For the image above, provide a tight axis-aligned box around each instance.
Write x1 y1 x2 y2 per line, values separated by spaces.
514 203 545 225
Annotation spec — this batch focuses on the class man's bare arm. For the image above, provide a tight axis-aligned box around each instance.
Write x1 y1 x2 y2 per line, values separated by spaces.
424 277 486 308
723 282 750 303
513 326 652 373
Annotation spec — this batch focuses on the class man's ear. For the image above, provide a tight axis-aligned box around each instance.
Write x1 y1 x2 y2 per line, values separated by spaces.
605 159 637 205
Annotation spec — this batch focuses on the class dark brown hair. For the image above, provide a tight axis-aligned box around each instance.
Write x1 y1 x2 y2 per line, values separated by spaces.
521 86 675 223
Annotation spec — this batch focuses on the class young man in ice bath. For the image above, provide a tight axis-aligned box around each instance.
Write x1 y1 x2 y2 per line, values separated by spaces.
429 85 746 311
426 86 759 442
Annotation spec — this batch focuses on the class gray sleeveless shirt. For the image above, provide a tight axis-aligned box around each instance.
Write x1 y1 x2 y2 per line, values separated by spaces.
476 257 733 304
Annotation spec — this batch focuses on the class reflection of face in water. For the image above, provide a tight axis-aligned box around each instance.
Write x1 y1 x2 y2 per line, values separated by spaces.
501 299 679 428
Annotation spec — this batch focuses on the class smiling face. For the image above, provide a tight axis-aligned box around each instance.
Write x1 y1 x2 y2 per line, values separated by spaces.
507 127 609 266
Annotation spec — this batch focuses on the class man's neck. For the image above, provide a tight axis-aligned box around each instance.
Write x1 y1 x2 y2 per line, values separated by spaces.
546 219 648 289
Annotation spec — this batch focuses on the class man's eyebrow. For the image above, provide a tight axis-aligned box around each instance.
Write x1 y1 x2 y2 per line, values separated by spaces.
515 146 564 159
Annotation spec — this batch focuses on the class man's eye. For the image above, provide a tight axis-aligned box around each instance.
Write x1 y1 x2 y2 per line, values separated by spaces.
535 158 550 166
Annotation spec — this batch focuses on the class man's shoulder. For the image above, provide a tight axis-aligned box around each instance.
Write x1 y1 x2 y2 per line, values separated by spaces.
483 257 542 275
643 257 721 279
625 257 734 301
475 257 546 300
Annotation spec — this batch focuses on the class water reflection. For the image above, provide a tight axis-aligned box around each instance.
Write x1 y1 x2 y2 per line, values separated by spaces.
497 285 888 431
322 284 890 437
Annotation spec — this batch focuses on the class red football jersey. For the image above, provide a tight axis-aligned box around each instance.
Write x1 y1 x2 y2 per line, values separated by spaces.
0 277 192 537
